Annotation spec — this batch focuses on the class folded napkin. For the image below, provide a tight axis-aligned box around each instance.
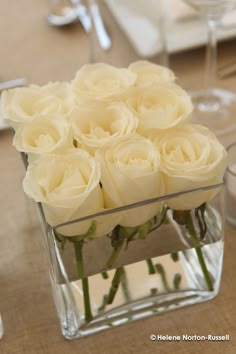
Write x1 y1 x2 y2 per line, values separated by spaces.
105 0 236 57
222 10 236 27
105 0 197 57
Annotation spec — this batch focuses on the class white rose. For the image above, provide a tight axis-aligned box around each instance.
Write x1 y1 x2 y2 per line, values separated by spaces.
129 61 175 86
96 134 163 227
153 124 227 210
126 82 193 132
23 151 117 237
1 82 74 128
72 63 136 101
13 115 73 159
71 101 138 155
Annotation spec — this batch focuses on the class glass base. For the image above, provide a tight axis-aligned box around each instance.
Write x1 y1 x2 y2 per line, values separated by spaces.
190 88 236 136
42 187 224 340
57 239 223 340
62 290 218 340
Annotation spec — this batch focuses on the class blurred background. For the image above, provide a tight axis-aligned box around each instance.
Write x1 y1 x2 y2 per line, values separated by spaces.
1 0 235 85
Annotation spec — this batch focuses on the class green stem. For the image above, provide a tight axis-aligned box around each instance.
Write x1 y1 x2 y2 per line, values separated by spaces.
195 203 207 240
120 268 131 302
171 252 179 262
107 267 124 305
101 271 109 279
98 295 108 313
155 263 170 292
150 288 158 296
146 258 156 274
173 273 182 290
187 214 214 291
100 226 127 308
73 241 93 322
103 240 125 270
121 268 132 320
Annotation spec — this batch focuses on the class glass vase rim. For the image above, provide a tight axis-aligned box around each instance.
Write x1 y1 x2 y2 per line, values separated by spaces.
41 182 224 231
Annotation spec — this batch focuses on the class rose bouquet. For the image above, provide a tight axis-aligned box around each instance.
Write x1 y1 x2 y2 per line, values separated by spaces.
1 61 227 338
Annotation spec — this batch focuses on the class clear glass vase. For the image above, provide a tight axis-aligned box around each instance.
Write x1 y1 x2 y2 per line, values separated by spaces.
37 182 224 339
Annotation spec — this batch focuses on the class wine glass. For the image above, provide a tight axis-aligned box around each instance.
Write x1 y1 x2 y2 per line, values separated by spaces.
183 0 236 136
88 0 169 67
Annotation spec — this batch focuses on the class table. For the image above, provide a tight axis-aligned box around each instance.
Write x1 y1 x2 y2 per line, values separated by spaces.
0 1 236 353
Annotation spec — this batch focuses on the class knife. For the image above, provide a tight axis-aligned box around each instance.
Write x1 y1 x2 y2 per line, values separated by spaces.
89 0 112 50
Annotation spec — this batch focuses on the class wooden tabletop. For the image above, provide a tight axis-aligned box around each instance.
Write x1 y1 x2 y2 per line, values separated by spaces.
0 1 236 353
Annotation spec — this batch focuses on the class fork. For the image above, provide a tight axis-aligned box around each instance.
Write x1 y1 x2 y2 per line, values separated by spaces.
0 78 26 92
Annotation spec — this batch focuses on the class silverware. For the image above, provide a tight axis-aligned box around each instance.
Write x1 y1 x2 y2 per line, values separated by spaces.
89 0 112 50
0 78 27 92
218 60 236 78
73 1 92 33
47 0 111 50
47 9 78 26
47 0 80 27
47 0 91 31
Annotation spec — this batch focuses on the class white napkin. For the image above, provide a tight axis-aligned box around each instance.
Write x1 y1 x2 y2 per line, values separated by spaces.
105 0 197 57
105 0 236 57
222 10 236 27
165 0 197 22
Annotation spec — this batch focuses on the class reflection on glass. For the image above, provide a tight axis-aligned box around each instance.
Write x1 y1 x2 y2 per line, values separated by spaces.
0 313 4 340
225 142 236 226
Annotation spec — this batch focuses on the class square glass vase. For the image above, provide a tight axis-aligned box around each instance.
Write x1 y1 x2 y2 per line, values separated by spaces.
37 183 224 339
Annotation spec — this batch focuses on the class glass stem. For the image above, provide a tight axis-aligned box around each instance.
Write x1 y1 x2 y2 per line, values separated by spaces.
158 0 169 67
204 18 217 104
